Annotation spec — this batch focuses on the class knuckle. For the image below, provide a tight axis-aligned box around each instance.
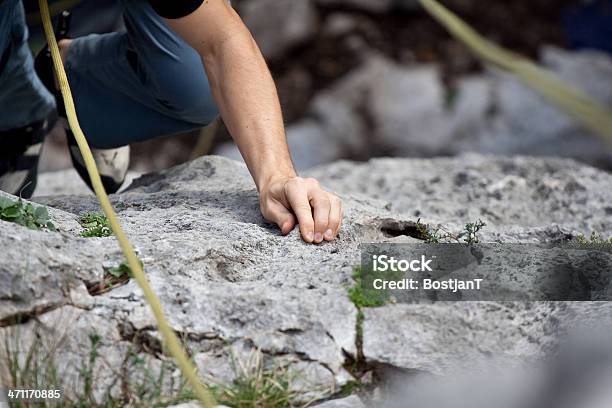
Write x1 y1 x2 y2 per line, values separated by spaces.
286 177 303 188
311 197 331 208
316 211 329 221
306 177 320 186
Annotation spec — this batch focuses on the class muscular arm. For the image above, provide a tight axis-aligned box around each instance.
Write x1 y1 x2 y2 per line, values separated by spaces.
165 1 292 191
164 0 342 243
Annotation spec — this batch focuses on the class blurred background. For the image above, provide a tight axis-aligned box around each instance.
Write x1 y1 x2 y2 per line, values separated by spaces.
24 0 612 174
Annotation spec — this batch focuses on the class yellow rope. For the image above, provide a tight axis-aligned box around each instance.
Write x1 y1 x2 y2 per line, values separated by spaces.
38 1 216 406
420 0 612 144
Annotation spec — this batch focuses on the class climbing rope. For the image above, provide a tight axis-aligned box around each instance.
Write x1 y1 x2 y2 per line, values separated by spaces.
420 0 612 144
38 1 216 406
37 1 610 405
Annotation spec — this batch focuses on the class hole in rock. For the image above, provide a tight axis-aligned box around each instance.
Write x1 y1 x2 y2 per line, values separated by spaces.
378 219 422 239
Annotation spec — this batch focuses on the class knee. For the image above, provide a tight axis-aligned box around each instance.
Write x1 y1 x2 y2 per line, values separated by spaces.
164 83 219 126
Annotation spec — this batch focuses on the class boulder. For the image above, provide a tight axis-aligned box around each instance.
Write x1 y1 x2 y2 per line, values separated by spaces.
362 302 612 375
290 54 454 159
0 306 137 402
446 47 612 167
277 48 612 169
222 55 453 168
314 395 366 407
378 318 612 408
310 153 612 235
1 155 612 404
3 156 392 403
240 0 318 61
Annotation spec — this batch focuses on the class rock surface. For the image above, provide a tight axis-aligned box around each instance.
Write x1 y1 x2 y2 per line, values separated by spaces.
362 302 612 376
314 395 366 407
240 0 318 61
33 168 142 197
2 155 612 405
467 47 612 167
310 153 612 237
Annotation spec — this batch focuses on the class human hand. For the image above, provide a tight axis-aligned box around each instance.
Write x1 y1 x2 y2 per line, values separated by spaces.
259 176 343 243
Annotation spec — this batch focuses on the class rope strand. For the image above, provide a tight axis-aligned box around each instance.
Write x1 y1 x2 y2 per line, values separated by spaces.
38 1 216 406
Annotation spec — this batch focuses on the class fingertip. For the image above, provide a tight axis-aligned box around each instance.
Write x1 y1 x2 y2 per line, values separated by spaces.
281 218 295 235
324 229 334 241
314 232 324 244
301 228 314 243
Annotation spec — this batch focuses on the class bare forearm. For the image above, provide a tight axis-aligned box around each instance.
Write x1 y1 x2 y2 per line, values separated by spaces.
164 2 342 243
202 31 295 190
167 7 295 190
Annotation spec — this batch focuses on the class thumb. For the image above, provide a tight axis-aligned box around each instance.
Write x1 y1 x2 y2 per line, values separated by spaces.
265 202 296 235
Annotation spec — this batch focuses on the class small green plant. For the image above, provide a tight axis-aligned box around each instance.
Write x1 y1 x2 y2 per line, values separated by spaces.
338 379 363 398
1 324 63 407
87 259 142 296
122 348 191 406
415 218 445 243
76 332 102 407
348 267 387 309
216 349 310 408
462 220 487 245
107 259 141 279
415 218 486 245
348 267 387 372
2 318 324 407
0 196 56 231
79 212 112 237
576 231 612 247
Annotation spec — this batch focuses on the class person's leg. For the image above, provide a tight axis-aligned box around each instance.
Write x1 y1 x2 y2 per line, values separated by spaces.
0 0 55 131
0 0 56 197
64 0 219 149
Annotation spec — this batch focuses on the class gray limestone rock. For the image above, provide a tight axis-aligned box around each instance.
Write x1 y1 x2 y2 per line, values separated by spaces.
314 395 366 407
2 155 611 404
311 154 612 236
